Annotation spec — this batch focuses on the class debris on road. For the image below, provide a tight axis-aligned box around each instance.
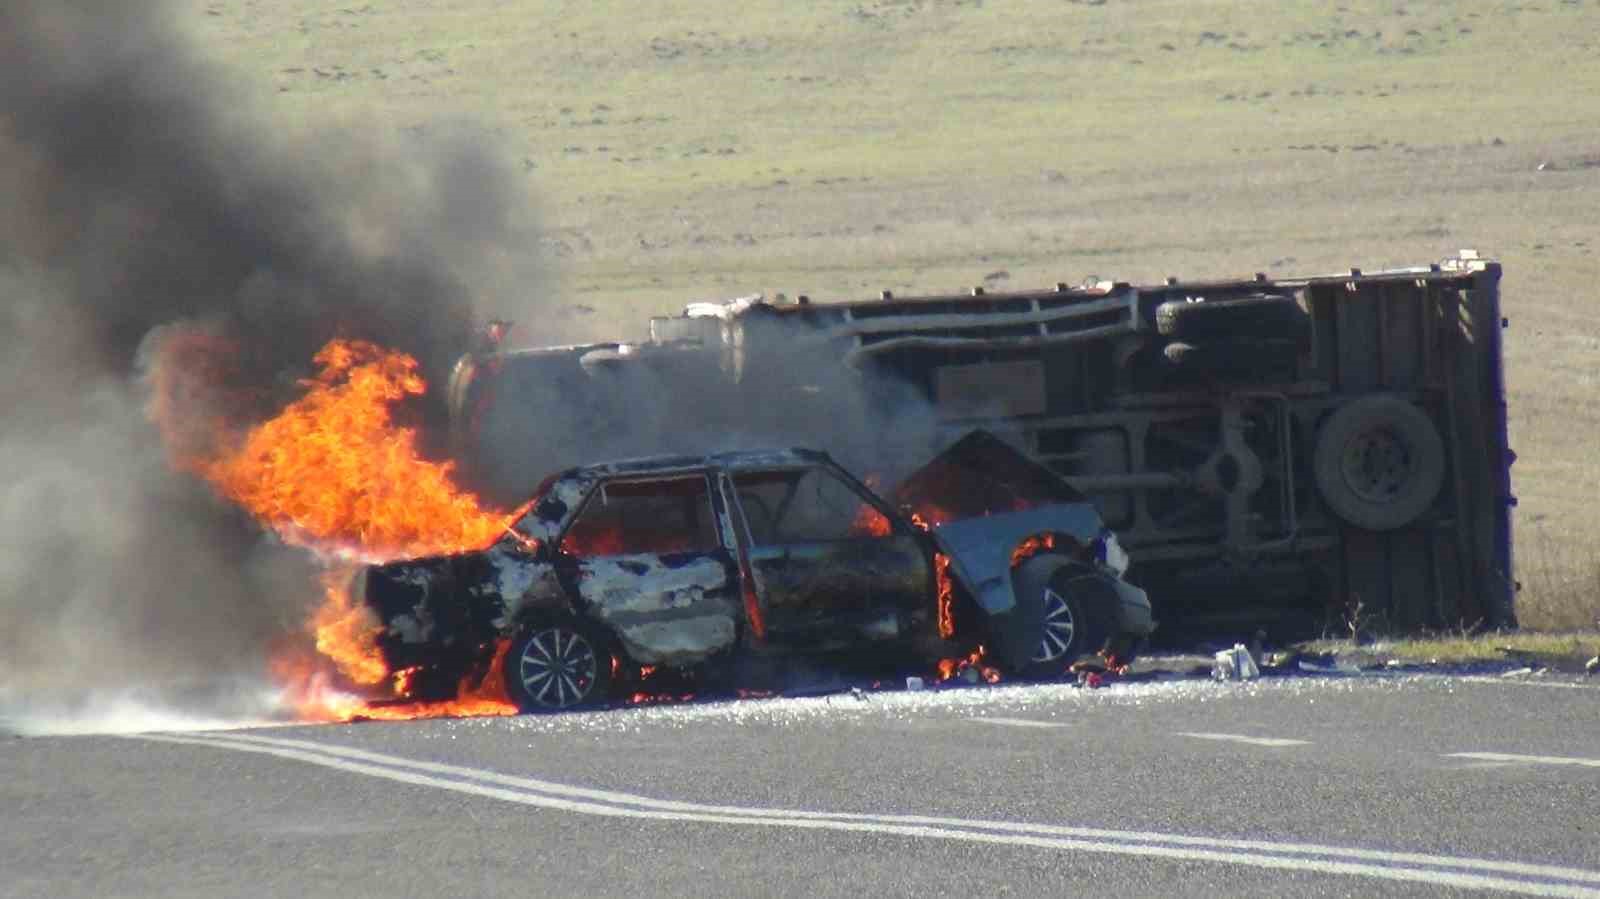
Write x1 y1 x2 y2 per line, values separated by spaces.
1212 644 1261 681
1296 657 1362 676
1068 654 1123 689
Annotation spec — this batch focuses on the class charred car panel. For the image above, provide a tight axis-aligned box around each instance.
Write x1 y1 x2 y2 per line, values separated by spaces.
577 552 741 664
749 536 931 646
366 557 464 667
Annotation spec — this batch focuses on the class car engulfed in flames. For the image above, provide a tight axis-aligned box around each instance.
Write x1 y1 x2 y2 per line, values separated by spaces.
361 430 1152 712
150 333 1143 719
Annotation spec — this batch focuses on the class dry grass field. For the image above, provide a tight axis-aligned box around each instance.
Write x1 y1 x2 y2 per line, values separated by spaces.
187 0 1599 631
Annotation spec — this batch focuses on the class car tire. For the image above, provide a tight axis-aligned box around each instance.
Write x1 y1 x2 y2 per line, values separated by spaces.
1312 395 1447 531
994 556 1111 678
1155 294 1309 341
503 616 614 712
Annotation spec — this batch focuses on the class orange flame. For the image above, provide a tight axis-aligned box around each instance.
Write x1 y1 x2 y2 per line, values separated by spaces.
195 339 511 559
850 475 893 537
154 335 525 722
627 691 698 707
263 565 518 722
1009 532 1058 569
933 552 956 640
311 567 387 686
936 645 1002 684
850 502 893 538
912 510 959 641
391 666 423 699
286 637 518 723
909 505 954 531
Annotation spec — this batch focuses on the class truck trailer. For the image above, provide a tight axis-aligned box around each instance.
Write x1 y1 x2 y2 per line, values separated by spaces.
448 251 1515 640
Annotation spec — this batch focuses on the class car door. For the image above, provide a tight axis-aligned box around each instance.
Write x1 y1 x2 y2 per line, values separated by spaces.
726 465 932 648
556 473 742 665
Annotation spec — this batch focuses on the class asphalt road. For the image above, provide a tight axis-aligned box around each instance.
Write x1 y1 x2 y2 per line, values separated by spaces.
4 671 1599 898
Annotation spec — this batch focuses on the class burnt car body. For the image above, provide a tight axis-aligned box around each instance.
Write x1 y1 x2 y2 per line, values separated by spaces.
362 431 1152 711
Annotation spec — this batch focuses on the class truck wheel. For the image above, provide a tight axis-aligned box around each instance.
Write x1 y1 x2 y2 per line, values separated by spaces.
1313 395 1446 531
503 616 614 712
1156 294 1308 341
995 557 1110 678
1163 338 1301 377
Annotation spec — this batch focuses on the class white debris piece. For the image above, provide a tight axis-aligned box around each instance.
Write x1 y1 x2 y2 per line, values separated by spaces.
1212 644 1261 681
683 294 764 320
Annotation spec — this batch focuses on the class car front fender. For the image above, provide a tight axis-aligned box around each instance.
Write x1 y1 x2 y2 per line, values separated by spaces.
929 505 1104 618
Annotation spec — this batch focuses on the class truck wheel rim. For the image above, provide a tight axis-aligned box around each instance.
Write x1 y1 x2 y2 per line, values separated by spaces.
1033 587 1076 663
519 627 597 709
1340 426 1413 502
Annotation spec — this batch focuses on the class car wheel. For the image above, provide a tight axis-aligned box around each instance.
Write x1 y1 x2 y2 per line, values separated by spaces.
1312 395 1446 531
1034 583 1082 665
503 616 614 712
996 557 1111 677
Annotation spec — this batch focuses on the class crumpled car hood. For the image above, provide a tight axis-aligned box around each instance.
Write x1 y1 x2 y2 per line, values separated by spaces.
893 430 1106 616
892 430 1089 518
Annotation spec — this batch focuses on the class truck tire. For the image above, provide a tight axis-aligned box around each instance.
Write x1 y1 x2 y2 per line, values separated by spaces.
1312 395 1446 531
503 616 614 712
1156 294 1308 341
994 556 1110 678
1163 338 1301 377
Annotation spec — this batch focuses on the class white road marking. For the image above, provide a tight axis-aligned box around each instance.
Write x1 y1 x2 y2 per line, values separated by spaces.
969 717 1067 729
1447 752 1600 770
1176 732 1311 748
1455 676 1600 691
1447 761 1531 771
134 731 1600 897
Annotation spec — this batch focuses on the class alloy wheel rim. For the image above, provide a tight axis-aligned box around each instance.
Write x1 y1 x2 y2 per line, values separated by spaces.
1033 587 1076 663
518 627 598 709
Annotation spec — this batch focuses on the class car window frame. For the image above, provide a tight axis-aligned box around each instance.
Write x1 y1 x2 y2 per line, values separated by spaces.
727 463 903 546
554 470 722 558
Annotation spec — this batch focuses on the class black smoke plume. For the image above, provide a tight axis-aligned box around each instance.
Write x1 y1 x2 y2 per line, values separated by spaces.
0 1 537 704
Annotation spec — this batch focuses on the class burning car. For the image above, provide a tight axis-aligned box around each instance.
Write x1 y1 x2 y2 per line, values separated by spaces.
361 430 1151 711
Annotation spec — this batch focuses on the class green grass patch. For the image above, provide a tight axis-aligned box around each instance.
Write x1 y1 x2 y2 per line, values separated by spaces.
1297 632 1600 669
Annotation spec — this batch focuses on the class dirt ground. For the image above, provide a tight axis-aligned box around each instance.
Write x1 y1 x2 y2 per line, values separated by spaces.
185 0 1599 629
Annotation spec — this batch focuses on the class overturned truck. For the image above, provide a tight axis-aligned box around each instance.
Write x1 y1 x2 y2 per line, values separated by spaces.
450 251 1515 639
